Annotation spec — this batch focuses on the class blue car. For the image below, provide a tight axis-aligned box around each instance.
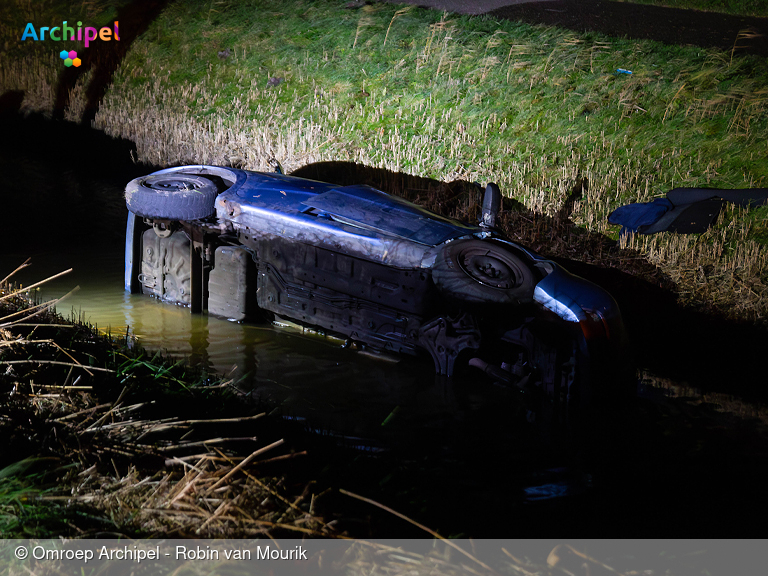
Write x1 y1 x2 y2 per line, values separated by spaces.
125 165 629 409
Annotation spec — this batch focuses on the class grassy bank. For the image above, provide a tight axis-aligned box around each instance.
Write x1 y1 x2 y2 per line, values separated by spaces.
1 0 767 321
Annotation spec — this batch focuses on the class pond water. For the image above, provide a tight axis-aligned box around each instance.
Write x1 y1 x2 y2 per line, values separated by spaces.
4 243 553 450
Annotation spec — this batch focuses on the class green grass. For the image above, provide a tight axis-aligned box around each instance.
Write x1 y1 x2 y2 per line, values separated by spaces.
0 460 100 538
99 0 767 191
2 0 767 319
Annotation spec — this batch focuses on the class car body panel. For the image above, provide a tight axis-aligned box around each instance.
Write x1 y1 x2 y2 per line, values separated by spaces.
301 185 478 245
124 164 631 406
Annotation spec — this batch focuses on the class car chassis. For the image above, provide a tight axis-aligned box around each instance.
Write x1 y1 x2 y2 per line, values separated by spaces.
125 165 629 409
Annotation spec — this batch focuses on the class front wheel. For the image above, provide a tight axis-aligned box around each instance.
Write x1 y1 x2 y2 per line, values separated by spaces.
432 239 536 305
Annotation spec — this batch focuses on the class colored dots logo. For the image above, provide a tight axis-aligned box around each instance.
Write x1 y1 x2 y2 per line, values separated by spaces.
59 49 81 67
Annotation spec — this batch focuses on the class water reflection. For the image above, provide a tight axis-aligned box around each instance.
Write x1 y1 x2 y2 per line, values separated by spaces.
1 246 530 445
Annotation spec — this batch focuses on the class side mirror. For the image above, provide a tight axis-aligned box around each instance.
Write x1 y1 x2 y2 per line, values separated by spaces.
480 183 501 228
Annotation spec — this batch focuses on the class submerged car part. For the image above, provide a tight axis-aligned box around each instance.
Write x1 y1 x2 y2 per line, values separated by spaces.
138 229 192 305
124 165 630 409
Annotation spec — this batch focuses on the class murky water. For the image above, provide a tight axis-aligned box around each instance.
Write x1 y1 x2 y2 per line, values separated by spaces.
0 245 507 437
3 224 579 523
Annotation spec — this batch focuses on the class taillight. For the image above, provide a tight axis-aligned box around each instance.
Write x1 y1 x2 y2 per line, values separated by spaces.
579 310 609 340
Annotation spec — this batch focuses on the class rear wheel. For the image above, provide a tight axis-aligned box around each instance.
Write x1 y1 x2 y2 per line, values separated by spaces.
125 174 221 220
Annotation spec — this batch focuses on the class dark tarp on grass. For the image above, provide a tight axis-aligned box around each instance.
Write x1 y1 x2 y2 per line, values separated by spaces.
608 188 768 235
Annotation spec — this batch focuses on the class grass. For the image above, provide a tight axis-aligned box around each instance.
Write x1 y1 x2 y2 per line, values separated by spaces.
1 0 767 322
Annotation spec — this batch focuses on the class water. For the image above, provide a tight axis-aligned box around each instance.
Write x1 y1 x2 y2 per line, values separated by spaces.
0 245 494 435
2 231 578 535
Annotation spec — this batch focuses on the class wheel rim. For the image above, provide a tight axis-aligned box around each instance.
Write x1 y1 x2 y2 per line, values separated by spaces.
145 176 206 192
456 246 525 289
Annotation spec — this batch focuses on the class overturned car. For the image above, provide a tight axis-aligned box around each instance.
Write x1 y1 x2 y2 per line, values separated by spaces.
125 165 630 409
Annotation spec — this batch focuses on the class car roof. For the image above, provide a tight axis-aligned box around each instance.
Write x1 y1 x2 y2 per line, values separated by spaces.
222 169 480 246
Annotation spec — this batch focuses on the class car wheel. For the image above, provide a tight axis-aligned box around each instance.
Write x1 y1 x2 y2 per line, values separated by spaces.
125 174 221 220
432 239 535 304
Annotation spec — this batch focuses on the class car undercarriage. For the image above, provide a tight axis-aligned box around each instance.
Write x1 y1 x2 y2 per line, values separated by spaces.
125 165 631 412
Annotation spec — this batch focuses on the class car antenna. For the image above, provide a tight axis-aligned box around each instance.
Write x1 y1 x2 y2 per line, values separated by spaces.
268 157 284 175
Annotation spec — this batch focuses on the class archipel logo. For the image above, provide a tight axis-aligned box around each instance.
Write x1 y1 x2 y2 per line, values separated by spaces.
21 20 120 48
60 50 81 68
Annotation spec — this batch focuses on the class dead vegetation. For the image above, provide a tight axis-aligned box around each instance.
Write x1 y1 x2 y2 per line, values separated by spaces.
0 262 335 538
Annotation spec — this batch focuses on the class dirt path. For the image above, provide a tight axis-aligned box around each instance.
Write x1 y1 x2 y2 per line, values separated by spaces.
377 0 556 16
379 0 768 56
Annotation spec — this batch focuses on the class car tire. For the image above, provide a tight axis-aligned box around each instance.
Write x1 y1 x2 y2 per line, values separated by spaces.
125 174 221 220
432 239 535 304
